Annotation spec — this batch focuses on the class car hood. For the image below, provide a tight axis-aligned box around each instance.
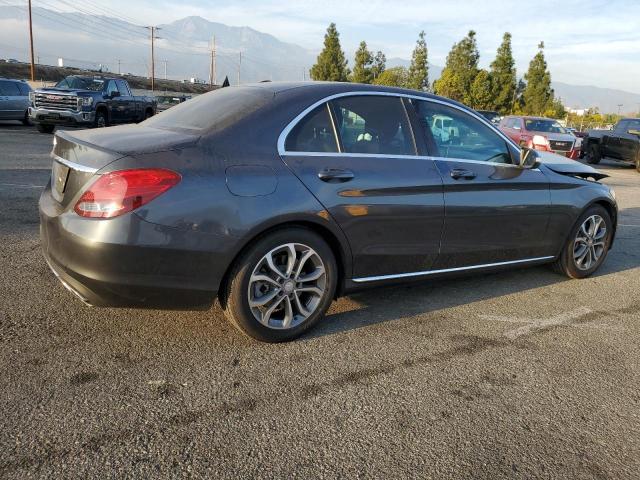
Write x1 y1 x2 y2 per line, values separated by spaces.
36 87 96 95
531 131 575 142
538 151 608 180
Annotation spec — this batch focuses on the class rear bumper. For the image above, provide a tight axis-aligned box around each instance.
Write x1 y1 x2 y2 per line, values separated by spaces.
39 184 222 308
29 107 94 126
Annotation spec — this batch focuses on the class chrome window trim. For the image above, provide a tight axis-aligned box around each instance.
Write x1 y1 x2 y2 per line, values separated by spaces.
51 153 99 174
277 90 521 157
351 256 555 283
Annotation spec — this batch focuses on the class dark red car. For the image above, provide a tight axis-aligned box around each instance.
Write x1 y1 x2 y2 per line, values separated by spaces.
499 116 580 159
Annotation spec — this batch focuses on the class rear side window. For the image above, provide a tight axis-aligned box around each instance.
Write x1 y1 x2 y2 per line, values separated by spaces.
331 96 416 155
0 80 21 96
285 104 338 153
116 80 130 96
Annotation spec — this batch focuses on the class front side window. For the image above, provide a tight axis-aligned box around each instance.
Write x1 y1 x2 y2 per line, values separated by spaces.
116 80 130 97
106 81 119 97
412 100 512 164
285 103 338 153
331 96 416 155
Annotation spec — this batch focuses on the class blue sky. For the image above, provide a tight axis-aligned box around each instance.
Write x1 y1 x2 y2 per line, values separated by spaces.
21 0 640 92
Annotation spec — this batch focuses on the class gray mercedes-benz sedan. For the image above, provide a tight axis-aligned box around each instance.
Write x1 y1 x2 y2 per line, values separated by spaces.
40 82 617 342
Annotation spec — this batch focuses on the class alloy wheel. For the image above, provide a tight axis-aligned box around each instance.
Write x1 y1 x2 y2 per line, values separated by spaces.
573 214 607 270
247 243 326 329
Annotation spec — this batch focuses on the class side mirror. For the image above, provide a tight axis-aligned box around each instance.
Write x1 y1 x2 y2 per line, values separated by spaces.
519 147 540 169
110 91 120 98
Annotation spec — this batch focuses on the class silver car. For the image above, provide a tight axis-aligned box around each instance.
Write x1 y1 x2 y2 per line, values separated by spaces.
0 78 32 124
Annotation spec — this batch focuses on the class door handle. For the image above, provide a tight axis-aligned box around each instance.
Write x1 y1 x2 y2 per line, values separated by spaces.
450 168 476 180
318 168 355 183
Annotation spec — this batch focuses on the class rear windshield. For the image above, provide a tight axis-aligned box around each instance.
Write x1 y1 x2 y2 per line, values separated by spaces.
145 86 274 132
525 119 567 133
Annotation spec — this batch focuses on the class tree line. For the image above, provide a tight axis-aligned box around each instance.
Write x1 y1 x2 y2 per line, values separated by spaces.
310 24 566 118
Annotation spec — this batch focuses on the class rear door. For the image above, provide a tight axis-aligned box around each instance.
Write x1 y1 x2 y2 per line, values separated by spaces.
409 99 552 269
617 119 640 162
280 94 444 280
116 80 134 121
0 80 23 119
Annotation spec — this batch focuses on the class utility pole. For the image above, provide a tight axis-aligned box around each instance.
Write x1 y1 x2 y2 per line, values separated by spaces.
617 104 623 116
116 59 121 75
146 26 161 92
237 51 241 85
27 0 35 81
163 60 167 80
209 36 216 87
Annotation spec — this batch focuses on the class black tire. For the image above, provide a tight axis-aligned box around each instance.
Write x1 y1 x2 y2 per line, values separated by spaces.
221 227 337 342
551 204 613 279
586 142 601 164
636 154 640 174
94 109 108 128
21 111 31 126
36 123 55 134
144 109 153 120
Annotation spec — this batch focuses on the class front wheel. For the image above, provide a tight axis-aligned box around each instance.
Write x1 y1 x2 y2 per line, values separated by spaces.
586 143 601 164
94 110 108 128
221 228 337 342
552 205 613 278
36 123 55 134
21 111 32 126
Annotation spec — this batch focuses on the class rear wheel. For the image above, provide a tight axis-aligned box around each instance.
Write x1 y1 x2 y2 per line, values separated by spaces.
144 109 153 120
36 123 55 134
222 228 337 342
586 142 601 164
552 205 613 278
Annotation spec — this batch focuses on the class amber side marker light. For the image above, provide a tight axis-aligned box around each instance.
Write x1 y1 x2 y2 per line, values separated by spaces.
74 169 181 219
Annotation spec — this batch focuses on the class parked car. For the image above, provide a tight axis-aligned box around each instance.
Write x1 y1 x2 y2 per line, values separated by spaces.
40 83 617 342
476 110 501 125
582 118 640 171
0 77 32 124
29 75 157 133
156 94 191 112
499 115 580 159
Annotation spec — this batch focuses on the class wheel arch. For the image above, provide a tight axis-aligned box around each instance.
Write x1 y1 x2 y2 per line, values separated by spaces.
589 198 618 247
217 217 352 306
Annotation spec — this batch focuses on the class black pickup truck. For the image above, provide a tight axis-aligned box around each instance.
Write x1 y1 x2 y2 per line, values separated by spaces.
582 118 640 172
29 76 157 133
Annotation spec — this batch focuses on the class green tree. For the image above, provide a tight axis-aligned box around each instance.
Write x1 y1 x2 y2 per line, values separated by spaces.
433 30 479 104
544 97 567 119
522 42 553 115
350 41 374 84
371 50 386 81
469 69 493 110
489 32 517 114
372 66 409 88
407 31 429 91
310 23 349 82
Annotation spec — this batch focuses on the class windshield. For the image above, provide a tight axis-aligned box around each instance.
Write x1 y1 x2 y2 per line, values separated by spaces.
627 120 640 130
55 77 105 91
525 119 567 134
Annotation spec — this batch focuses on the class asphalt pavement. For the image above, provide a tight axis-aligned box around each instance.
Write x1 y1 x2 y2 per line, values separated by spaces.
1 122 639 479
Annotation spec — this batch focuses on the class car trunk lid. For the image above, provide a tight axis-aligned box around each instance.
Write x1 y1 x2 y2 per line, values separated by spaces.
50 125 199 207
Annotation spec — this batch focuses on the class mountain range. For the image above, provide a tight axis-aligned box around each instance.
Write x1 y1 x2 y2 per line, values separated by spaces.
0 7 638 114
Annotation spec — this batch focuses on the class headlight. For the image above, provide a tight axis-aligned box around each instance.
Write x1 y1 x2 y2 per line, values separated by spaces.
532 135 549 149
81 97 93 106
28 91 35 103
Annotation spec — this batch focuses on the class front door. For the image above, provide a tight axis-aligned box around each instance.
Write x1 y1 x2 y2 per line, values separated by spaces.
280 95 444 280
410 99 552 269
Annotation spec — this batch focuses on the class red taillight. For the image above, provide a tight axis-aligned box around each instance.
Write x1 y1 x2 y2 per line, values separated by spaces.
74 169 181 219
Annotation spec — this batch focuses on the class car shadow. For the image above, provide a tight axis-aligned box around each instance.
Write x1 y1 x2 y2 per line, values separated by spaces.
306 238 640 340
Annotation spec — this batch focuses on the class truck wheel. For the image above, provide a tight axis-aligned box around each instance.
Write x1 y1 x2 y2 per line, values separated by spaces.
586 143 601 164
21 111 32 126
144 109 154 120
36 124 55 134
94 110 108 128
